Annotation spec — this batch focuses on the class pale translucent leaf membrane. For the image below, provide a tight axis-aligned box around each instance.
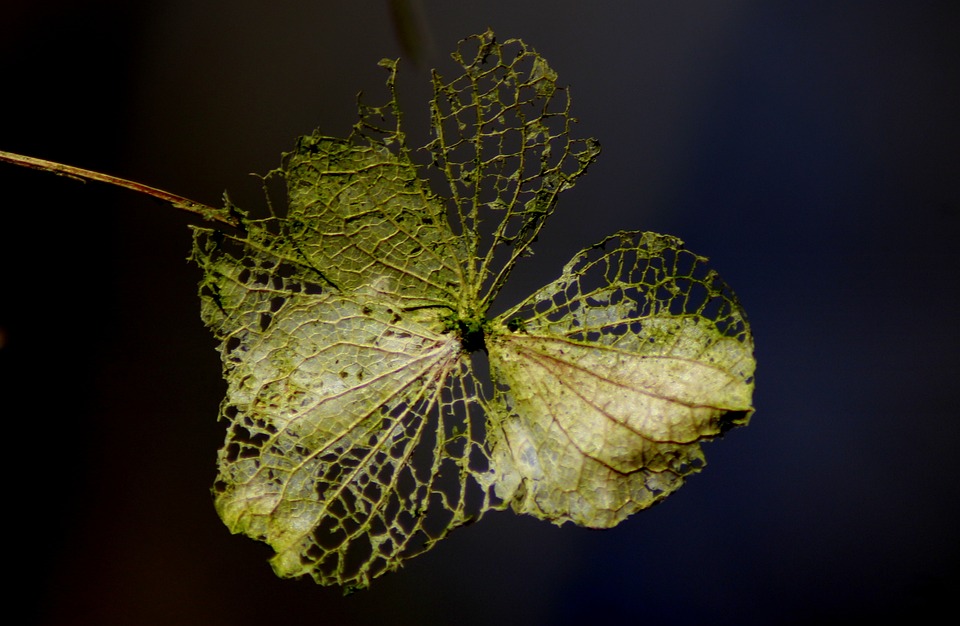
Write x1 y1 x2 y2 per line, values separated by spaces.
193 235 496 588
427 29 600 307
486 231 754 528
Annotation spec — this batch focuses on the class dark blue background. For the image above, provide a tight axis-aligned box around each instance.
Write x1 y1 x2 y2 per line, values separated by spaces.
3 2 958 624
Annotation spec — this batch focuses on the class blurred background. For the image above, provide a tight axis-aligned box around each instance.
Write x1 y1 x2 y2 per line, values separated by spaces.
2 1 958 624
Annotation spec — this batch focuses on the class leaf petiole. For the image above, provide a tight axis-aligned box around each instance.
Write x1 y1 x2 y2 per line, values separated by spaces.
0 149 239 227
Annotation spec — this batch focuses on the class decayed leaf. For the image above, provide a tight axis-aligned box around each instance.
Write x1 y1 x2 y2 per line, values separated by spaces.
486 231 754 528
192 154 493 587
189 30 755 589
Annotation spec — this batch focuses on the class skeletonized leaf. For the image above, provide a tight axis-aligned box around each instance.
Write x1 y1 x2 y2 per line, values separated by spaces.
486 231 754 528
427 30 600 309
193 232 495 588
280 123 464 310
186 31 754 589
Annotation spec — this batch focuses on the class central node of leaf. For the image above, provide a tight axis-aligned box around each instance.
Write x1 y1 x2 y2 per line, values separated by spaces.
443 312 489 353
